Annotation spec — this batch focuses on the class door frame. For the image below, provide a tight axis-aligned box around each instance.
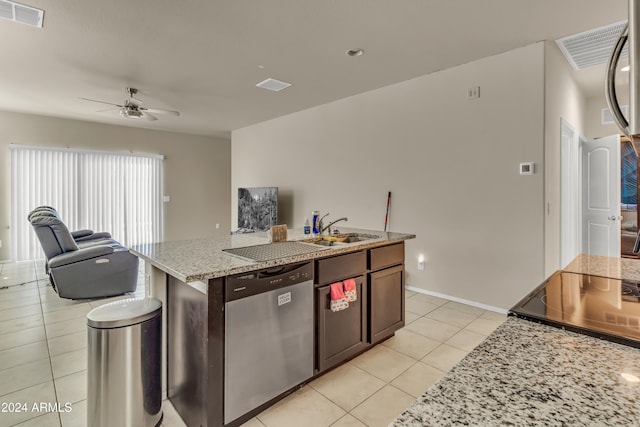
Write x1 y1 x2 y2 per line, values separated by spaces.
560 118 580 268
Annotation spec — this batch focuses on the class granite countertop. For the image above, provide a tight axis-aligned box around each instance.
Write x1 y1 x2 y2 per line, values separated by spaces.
394 253 640 426
564 253 640 282
130 227 415 283
393 316 640 426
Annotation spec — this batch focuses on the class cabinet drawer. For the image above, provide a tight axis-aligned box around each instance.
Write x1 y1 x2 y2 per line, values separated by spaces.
369 243 404 271
316 251 366 285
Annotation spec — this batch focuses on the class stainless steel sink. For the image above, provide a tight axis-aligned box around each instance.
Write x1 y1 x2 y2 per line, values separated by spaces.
301 233 380 246
306 239 336 246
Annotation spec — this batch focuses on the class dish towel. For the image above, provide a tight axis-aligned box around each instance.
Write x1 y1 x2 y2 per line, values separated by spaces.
330 282 349 312
343 278 357 302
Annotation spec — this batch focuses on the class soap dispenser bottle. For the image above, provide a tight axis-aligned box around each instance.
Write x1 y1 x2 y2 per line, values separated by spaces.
304 218 311 235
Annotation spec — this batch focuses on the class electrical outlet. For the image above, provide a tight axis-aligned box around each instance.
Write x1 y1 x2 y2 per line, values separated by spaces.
215 224 220 230
467 86 480 100
418 259 425 270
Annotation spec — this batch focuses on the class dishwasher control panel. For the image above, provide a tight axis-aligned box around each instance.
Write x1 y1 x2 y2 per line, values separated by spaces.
225 262 314 302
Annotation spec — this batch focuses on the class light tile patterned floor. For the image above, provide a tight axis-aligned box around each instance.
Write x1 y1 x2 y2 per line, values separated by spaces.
0 261 506 427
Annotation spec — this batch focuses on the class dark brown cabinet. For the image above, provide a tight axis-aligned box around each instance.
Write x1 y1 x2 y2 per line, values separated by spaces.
316 276 367 372
315 250 367 284
368 243 405 343
314 243 406 371
315 251 367 373
368 264 405 343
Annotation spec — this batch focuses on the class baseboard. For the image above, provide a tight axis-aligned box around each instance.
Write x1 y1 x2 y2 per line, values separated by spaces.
405 284 508 315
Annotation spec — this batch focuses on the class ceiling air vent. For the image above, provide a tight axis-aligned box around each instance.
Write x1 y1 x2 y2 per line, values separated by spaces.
556 21 627 70
256 78 292 92
0 0 44 27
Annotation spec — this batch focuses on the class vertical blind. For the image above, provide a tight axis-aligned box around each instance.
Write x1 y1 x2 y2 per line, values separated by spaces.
11 145 163 261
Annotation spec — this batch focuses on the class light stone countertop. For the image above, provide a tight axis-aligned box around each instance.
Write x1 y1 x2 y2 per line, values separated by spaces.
393 316 640 426
564 253 640 282
130 227 415 283
394 254 640 426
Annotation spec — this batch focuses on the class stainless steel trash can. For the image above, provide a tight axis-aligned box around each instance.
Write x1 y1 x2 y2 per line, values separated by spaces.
87 298 163 427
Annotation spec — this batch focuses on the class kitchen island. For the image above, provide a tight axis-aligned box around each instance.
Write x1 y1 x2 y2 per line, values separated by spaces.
131 227 415 427
393 254 640 426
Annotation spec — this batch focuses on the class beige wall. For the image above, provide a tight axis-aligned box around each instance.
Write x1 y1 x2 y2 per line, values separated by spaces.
586 91 629 140
543 41 587 275
0 111 231 260
232 43 546 310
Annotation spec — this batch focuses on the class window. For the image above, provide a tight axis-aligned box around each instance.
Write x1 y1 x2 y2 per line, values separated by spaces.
10 145 163 261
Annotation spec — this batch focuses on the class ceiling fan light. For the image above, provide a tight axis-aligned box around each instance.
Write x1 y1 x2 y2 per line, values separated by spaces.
120 109 142 119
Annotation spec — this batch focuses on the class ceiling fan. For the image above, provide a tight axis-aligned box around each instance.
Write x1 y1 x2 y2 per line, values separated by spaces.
80 87 180 121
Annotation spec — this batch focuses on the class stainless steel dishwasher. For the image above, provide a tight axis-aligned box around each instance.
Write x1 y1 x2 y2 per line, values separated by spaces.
224 262 314 424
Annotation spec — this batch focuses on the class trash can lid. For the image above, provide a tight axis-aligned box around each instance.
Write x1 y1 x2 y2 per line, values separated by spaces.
87 297 162 328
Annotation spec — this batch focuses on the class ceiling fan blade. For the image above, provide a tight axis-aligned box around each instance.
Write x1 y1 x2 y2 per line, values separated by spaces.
142 111 158 121
80 97 123 108
95 107 121 113
143 107 180 117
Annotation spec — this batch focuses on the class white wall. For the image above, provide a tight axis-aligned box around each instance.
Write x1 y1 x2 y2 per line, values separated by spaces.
0 111 231 261
233 43 546 310
543 41 587 275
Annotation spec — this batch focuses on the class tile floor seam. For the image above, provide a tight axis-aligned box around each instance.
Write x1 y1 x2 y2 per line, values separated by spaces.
414 313 477 334
308 365 387 414
35 260 64 427
0 378 54 399
347 383 414 427
357 353 419 385
0 345 51 374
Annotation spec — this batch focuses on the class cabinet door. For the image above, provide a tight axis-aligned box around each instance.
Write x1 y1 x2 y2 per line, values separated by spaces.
316 277 367 372
369 265 405 344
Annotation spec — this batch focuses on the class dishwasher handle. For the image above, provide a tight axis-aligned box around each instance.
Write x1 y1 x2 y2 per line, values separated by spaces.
226 262 314 302
256 266 287 278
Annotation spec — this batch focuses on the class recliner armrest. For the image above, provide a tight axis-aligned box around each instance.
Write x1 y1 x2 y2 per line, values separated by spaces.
73 231 112 242
49 246 115 268
71 229 93 239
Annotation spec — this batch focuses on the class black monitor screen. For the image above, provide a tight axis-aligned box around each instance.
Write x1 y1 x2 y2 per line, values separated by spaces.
237 187 278 231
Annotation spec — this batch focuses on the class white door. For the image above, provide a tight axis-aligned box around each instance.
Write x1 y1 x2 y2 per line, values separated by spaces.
560 119 579 268
581 135 621 257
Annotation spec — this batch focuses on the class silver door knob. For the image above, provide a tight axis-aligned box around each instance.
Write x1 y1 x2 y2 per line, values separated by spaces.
608 215 622 221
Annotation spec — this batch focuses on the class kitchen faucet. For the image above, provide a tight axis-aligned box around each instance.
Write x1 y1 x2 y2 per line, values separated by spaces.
317 213 330 236
322 217 348 236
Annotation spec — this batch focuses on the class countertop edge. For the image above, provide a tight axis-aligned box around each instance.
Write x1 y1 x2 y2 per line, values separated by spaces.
131 230 415 283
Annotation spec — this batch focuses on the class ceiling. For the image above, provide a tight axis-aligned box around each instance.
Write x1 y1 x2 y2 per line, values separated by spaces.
0 0 628 138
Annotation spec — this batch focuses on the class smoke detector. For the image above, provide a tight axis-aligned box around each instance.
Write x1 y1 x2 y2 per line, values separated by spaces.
556 21 628 70
0 0 44 27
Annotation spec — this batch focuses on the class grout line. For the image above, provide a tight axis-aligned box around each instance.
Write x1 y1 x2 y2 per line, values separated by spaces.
0 378 55 400
34 260 64 427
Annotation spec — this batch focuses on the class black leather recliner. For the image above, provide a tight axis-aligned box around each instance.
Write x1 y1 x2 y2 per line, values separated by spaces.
28 206 139 299
27 206 113 244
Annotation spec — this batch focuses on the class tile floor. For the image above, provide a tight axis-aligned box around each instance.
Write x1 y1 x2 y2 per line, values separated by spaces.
0 260 506 427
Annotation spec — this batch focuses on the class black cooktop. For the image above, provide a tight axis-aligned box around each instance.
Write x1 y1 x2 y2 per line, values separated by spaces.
509 271 640 349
